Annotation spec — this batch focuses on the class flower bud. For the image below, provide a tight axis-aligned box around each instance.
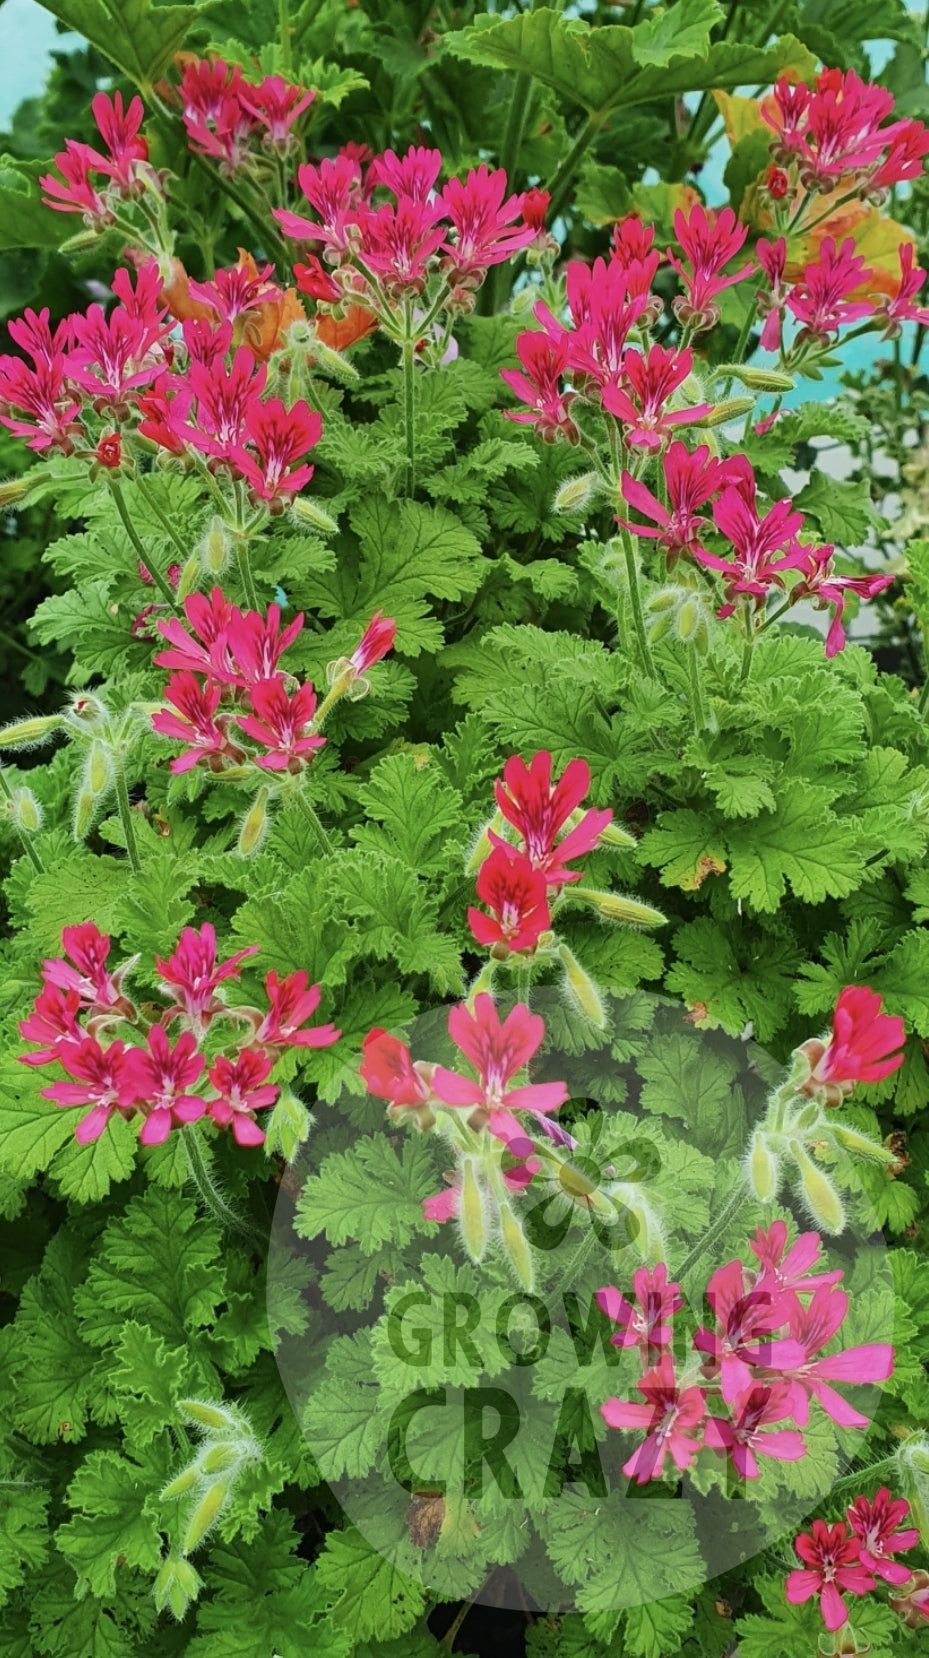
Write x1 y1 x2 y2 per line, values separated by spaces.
829 1121 898 1165
200 1443 240 1476
465 812 504 875
553 472 600 515
180 1400 241 1433
889 1568 929 1630
792 1143 846 1234
0 475 37 509
8 786 42 834
264 1089 314 1163
614 1185 665 1262
182 1478 231 1554
237 787 271 858
747 1129 780 1203
86 740 114 798
571 887 666 928
176 556 201 600
291 495 339 536
714 365 795 392
459 1158 488 1262
558 942 606 1029
465 960 496 1008
154 1554 204 1620
161 1465 201 1500
690 398 755 428
72 788 98 842
591 816 637 851
307 333 361 382
0 714 62 749
64 693 109 732
499 1201 535 1292
199 517 231 576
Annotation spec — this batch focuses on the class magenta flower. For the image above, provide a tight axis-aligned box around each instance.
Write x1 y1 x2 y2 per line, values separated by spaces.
236 678 325 771
748 1222 843 1296
538 255 647 387
87 90 149 191
348 611 397 676
255 970 340 1050
137 372 193 455
224 602 304 688
354 194 447 293
880 243 929 335
763 67 929 195
238 75 314 147
704 1381 806 1479
179 60 255 173
41 922 125 1013
602 344 708 450
155 923 258 1034
370 145 442 201
155 588 239 677
151 672 231 773
65 303 167 408
19 984 83 1065
694 1258 803 1403
361 1028 432 1112
777 1285 894 1429
601 1355 706 1484
39 140 111 223
792 545 895 657
187 260 280 328
595 1264 683 1359
179 56 243 127
440 164 535 279
274 153 365 251
694 475 807 608
813 985 905 1089
492 750 611 889
501 330 576 441
41 1036 141 1144
231 396 322 503
870 121 929 191
786 237 875 339
847 1489 919 1585
206 1047 278 1145
0 316 82 454
123 1025 206 1145
468 844 551 954
177 346 267 460
667 203 754 329
618 443 749 563
431 994 568 1145
756 236 789 353
786 1518 875 1632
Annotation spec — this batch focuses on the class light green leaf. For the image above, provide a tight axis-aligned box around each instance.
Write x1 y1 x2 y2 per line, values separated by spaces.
35 0 207 87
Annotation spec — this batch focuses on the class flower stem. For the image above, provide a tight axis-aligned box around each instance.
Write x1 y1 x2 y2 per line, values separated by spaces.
114 767 142 874
235 538 260 610
687 647 708 733
827 1452 901 1503
739 625 756 684
676 1177 748 1283
294 788 333 854
108 478 176 606
544 112 599 222
401 318 416 497
183 1129 264 1244
0 768 43 872
279 0 292 72
133 469 190 565
621 536 657 678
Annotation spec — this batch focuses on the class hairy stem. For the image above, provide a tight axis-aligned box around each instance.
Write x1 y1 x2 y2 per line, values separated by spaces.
0 768 44 872
133 470 190 565
676 1178 748 1283
294 788 334 854
183 1129 264 1245
235 538 260 610
114 767 142 874
401 317 417 497
688 647 708 733
621 537 657 678
108 478 176 606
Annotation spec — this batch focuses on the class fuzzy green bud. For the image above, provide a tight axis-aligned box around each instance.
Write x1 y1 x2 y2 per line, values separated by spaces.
614 1186 665 1262
180 1400 240 1433
499 1201 535 1292
199 517 231 576
465 813 504 875
8 786 42 834
176 556 201 601
676 597 702 642
161 1465 200 1500
307 333 361 382
200 1443 240 1476
0 714 62 749
459 1158 488 1263
571 886 667 928
558 942 607 1028
72 788 97 842
264 1090 314 1163
154 1555 204 1620
593 817 637 851
792 1143 846 1234
714 364 795 392
237 787 271 858
182 1479 231 1555
290 495 340 536
829 1122 898 1165
0 475 37 509
86 740 114 798
691 398 755 429
747 1129 780 1203
64 693 109 732
553 472 600 515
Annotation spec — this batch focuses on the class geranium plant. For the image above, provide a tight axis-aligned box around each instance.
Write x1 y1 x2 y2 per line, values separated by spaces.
1 2 929 1656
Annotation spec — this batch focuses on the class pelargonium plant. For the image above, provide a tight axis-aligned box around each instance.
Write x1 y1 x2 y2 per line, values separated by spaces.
1 3 929 1656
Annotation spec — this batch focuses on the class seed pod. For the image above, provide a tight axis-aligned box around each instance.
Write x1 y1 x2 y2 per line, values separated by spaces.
237 787 271 858
714 364 795 392
792 1143 846 1234
829 1121 898 1165
161 1464 201 1500
459 1158 488 1263
572 888 667 928
559 942 607 1029
690 397 755 428
200 1443 239 1476
553 471 599 514
180 1399 240 1433
182 1478 230 1555
747 1129 780 1203
199 517 230 575
9 787 42 834
0 714 62 749
291 495 339 535
499 1201 535 1292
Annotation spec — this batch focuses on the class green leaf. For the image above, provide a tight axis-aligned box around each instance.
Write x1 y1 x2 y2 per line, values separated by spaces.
30 582 150 677
327 850 464 994
295 1135 438 1253
312 1526 426 1645
350 752 465 875
623 1596 694 1658
638 808 728 891
726 789 866 912
794 473 884 546
8 1234 97 1443
74 1189 225 1348
631 0 723 67
35 0 207 88
0 158 67 253
57 1449 163 1598
0 1482 48 1607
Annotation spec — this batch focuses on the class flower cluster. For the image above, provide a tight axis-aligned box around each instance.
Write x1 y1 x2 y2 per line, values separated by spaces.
757 235 929 358
176 57 315 172
39 91 161 229
787 1489 924 1634
599 1221 893 1486
762 67 929 200
151 589 395 776
20 920 339 1146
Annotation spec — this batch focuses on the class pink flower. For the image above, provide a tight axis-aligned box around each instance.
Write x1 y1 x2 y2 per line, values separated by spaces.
361 1028 431 1111
792 545 894 657
694 475 807 607
777 1285 894 1429
236 678 325 770
179 57 242 125
763 67 928 196
155 587 240 678
847 1489 919 1584
786 1519 875 1632
813 985 906 1088
155 923 258 1033
539 256 647 387
255 970 340 1050
348 611 397 676
187 261 280 328
667 203 754 329
88 91 149 191
786 238 875 339
870 121 929 192
602 344 708 450
206 1047 278 1145
231 396 321 503
354 194 447 293
179 62 255 174
41 921 124 1013
748 1222 843 1296
111 260 167 333
618 443 748 563
440 164 535 279
5 306 73 367
274 153 364 251
19 984 83 1065
0 328 82 453
492 751 612 888
177 346 267 460
880 243 929 334
704 1382 806 1479
370 146 442 201
65 302 167 408
694 1258 804 1402
40 141 111 223
601 1355 706 1483
122 1025 206 1145
596 1264 683 1358
137 372 192 454
151 672 232 773
224 602 304 688
501 330 576 440
430 994 568 1144
468 844 551 953
182 316 233 366
41 1036 140 1143
756 237 789 353
521 187 551 231
238 75 314 147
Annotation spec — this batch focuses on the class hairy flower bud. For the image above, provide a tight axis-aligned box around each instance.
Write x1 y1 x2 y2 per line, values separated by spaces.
553 472 600 515
570 887 666 928
237 787 272 858
714 365 795 392
199 517 231 576
7 786 43 834
182 1479 231 1555
264 1089 314 1163
176 556 201 600
559 942 607 1028
291 495 339 536
792 1142 846 1234
459 1158 488 1262
747 1128 780 1202
154 1554 204 1621
690 397 755 428
0 714 62 749
180 1400 241 1434
499 1200 535 1292
0 475 37 510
